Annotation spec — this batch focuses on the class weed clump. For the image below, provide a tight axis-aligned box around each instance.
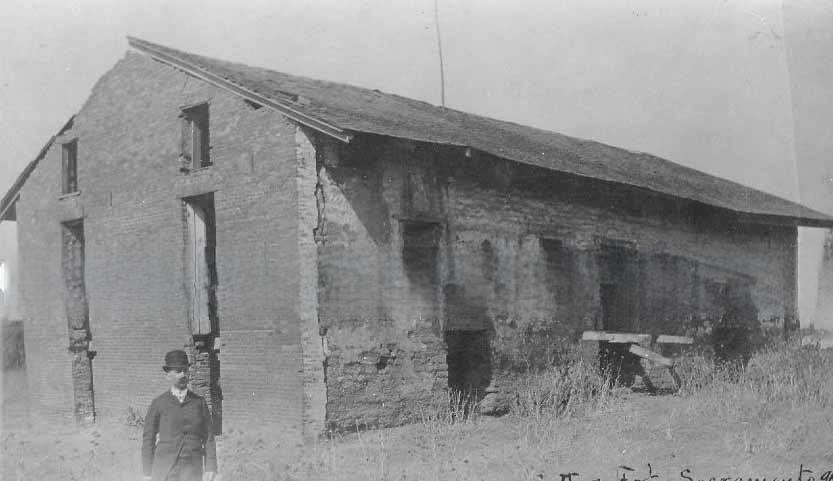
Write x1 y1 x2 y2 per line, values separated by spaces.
740 341 833 408
125 405 145 427
507 357 617 419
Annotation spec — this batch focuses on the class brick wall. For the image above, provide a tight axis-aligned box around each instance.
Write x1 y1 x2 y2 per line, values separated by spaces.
316 135 798 426
15 52 307 432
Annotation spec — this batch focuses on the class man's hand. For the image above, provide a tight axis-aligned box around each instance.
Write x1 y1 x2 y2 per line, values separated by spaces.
203 471 215 481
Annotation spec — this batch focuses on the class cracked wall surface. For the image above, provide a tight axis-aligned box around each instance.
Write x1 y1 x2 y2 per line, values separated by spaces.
315 135 798 427
296 126 327 438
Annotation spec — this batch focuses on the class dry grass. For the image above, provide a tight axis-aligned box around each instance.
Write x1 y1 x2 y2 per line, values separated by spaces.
506 357 617 420
3 340 833 481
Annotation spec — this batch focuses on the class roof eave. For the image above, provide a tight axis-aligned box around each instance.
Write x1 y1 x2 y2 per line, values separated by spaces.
127 36 353 144
461 142 833 230
0 193 17 222
735 211 833 229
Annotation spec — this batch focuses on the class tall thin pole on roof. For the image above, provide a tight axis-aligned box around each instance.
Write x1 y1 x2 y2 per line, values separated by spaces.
434 0 446 108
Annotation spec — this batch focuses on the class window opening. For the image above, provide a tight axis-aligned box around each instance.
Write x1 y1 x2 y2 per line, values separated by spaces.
62 140 78 194
401 220 440 314
180 104 210 169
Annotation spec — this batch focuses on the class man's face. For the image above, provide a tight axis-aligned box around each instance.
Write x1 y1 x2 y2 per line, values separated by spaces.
165 366 189 389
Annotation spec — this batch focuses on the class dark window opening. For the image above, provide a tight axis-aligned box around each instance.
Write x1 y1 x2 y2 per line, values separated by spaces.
62 140 78 194
599 282 616 329
480 240 498 282
181 104 211 169
597 242 639 332
541 238 571 306
401 220 440 314
540 238 565 267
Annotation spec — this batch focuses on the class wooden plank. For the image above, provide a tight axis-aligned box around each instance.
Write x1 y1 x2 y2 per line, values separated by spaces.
581 330 611 341
582 331 653 344
629 344 674 368
607 333 651 345
655 335 693 345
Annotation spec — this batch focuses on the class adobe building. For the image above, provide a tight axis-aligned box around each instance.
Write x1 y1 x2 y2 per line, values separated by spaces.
1 37 832 436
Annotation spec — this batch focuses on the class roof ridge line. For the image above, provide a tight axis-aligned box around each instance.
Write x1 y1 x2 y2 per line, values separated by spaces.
126 36 352 143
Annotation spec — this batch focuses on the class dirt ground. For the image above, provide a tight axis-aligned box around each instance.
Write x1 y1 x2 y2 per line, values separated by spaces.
3 363 832 481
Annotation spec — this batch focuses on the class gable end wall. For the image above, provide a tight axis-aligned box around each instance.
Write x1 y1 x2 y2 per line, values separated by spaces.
15 52 313 433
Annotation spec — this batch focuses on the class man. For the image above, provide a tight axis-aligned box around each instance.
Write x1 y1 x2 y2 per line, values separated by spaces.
142 350 217 481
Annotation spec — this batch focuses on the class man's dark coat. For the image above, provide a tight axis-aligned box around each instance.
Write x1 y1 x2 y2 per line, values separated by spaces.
142 390 217 481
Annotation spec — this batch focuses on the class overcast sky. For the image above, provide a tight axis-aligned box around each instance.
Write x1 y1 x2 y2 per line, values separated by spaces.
0 0 809 196
1 0 831 324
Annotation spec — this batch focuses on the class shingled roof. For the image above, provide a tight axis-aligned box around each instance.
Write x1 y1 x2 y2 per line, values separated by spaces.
3 37 832 228
126 37 832 227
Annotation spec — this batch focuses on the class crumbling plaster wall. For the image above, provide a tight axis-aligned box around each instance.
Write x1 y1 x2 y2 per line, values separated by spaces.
439 148 796 340
315 134 797 428
314 136 448 431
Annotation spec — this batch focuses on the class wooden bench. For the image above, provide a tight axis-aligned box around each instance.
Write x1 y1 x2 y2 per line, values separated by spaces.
581 331 693 392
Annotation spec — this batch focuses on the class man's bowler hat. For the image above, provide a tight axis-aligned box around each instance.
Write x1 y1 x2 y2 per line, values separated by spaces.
163 350 190 372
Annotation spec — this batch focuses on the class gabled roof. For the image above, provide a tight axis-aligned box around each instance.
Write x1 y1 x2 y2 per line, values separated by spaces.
2 37 831 228
125 37 832 228
1 117 74 222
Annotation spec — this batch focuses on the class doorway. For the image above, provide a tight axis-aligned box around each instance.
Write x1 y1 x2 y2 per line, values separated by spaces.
445 329 492 405
598 243 639 331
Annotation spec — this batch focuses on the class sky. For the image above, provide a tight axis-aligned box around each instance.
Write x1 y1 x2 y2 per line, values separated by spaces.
0 0 831 325
0 0 806 197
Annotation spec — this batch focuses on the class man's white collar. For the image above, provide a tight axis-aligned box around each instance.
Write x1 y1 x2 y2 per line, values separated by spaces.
171 386 188 401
